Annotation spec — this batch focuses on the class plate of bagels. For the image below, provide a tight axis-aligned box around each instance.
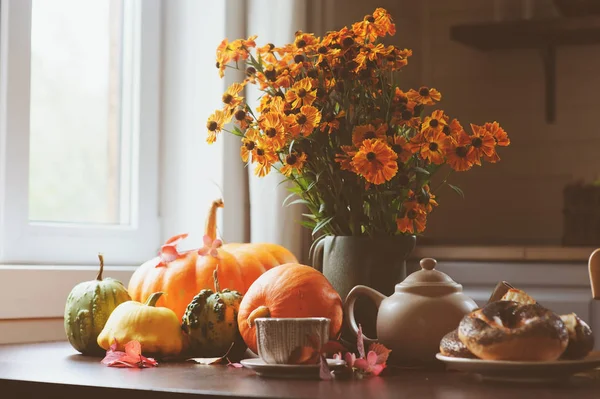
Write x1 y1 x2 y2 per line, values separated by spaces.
436 283 600 383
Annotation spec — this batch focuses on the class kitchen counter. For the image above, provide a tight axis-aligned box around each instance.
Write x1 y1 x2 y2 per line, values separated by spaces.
0 342 599 399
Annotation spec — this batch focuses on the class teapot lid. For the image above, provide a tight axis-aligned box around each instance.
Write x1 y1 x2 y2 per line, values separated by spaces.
396 258 462 294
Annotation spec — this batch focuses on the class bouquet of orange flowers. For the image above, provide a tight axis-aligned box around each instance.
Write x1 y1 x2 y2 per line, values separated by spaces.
206 8 509 237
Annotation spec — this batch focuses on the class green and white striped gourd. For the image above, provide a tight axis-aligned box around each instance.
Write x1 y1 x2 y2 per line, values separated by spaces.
64 254 131 355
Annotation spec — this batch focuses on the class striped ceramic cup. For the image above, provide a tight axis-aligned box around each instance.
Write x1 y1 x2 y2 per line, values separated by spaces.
254 317 330 364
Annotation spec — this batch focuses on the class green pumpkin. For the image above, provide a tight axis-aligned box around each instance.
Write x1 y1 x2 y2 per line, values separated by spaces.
181 267 246 358
64 254 131 355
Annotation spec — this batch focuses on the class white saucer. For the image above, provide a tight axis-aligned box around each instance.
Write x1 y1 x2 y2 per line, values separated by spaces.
240 358 346 379
436 353 600 383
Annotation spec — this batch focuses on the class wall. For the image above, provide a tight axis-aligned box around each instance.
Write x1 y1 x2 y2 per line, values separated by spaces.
330 0 600 246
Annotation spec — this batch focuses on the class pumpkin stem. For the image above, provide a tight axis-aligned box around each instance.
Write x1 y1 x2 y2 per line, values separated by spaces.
213 265 220 293
246 306 271 328
145 292 164 307
205 199 224 241
96 253 104 281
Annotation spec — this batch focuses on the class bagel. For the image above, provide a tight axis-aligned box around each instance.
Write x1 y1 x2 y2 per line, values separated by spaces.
560 313 595 360
458 301 569 361
439 329 476 358
500 288 536 305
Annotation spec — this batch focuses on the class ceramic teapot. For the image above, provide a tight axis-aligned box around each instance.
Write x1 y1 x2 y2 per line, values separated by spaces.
343 257 478 364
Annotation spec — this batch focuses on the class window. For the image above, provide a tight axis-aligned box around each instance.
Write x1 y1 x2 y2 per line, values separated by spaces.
0 0 161 265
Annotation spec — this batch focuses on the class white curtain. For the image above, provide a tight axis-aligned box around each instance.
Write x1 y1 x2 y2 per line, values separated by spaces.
160 1 247 248
246 0 308 261
161 0 322 262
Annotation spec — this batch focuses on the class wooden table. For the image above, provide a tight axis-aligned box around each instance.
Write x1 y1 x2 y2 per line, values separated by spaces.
1 342 599 399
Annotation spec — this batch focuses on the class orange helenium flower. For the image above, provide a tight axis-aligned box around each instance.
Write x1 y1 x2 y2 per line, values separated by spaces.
206 109 229 144
222 83 244 111
206 7 510 238
352 124 387 147
280 151 307 176
259 112 286 151
320 111 345 134
233 108 253 130
443 118 464 139
352 139 398 185
293 105 321 137
468 124 497 166
252 143 278 177
485 121 510 147
415 185 438 212
240 128 261 162
410 130 447 165
285 78 317 109
216 35 257 78
397 205 427 234
421 110 449 135
407 86 442 105
335 145 357 171
445 130 473 172
388 136 411 163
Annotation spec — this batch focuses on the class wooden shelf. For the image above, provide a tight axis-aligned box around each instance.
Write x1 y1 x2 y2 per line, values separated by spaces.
410 245 596 262
450 16 600 51
450 16 600 123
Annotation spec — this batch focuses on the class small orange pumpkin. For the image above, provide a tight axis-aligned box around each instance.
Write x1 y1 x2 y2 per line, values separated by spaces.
237 263 343 354
128 199 298 321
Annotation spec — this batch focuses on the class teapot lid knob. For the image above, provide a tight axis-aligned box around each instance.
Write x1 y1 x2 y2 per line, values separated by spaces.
420 258 437 271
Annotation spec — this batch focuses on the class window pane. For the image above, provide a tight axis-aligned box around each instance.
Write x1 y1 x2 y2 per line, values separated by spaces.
29 0 131 225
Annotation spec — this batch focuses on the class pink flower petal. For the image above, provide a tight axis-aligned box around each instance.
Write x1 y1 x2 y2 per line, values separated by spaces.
160 245 179 262
101 351 126 365
212 239 223 249
344 352 356 367
209 248 220 258
367 350 378 366
125 340 142 357
165 233 189 245
108 360 136 368
353 358 369 371
197 247 209 256
370 364 385 376
203 235 213 247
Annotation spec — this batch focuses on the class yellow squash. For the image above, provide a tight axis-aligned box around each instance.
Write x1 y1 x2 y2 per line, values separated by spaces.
97 292 183 357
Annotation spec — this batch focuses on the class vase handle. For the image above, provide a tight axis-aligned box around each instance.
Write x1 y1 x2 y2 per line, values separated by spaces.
343 285 386 345
309 235 326 273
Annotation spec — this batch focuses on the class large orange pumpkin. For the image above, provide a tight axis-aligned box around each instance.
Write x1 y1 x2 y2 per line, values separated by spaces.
237 263 343 354
128 199 298 320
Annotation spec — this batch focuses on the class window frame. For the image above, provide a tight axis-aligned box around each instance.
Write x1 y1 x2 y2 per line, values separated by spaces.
0 0 161 266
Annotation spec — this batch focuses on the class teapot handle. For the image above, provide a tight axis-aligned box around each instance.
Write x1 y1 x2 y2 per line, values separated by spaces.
589 248 600 299
343 285 386 345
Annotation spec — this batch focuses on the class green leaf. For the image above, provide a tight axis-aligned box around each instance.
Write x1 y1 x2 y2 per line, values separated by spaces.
414 167 430 175
299 220 316 229
318 203 327 215
312 216 335 236
447 183 465 199
231 126 245 137
282 192 298 207
287 198 311 207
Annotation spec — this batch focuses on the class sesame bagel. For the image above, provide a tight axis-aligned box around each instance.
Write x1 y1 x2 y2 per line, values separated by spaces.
439 329 476 358
560 313 595 360
458 301 569 361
